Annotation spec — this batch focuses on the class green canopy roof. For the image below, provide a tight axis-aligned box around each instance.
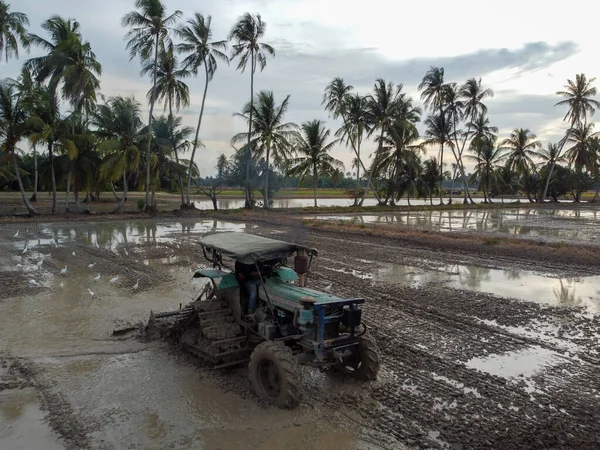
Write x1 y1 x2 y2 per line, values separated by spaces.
199 232 317 265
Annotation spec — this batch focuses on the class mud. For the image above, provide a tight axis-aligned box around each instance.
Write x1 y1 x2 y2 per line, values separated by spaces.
1 217 599 449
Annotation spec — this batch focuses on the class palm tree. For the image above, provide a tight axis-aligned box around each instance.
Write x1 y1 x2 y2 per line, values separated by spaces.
0 1 29 61
0 81 37 215
93 96 144 213
288 120 342 207
142 43 189 205
564 123 599 173
176 14 228 207
419 67 448 202
25 16 82 88
150 114 192 205
229 13 274 208
216 153 228 179
537 143 565 168
122 0 182 210
466 137 504 203
499 128 542 202
376 116 423 204
232 91 296 208
360 79 408 205
28 84 77 214
60 38 102 212
423 112 453 203
542 74 600 200
323 78 373 203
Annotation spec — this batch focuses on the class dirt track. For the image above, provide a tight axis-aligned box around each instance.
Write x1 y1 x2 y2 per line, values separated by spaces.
1 217 599 449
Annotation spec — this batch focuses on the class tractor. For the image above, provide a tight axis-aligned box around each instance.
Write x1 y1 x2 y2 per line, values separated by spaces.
146 232 380 408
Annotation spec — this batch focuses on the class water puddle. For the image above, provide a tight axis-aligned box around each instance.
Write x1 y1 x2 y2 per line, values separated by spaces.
465 346 565 380
364 262 600 312
0 388 63 450
304 207 600 243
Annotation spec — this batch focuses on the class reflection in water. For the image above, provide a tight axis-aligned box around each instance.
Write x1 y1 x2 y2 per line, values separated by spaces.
372 262 600 312
304 207 600 243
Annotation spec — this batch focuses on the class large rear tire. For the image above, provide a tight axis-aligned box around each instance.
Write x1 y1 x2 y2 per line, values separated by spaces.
249 341 302 408
337 333 380 381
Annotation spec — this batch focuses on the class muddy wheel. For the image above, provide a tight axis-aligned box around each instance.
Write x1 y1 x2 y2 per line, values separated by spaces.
249 341 302 408
337 333 380 381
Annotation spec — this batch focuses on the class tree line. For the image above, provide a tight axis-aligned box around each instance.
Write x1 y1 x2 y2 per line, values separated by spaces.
0 0 599 215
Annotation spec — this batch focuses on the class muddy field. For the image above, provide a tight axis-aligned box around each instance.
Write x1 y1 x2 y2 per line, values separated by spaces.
1 217 599 449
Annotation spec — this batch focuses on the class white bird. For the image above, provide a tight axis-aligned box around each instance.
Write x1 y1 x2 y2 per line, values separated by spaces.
88 262 96 269
22 244 28 254
60 265 68 275
109 276 119 284
16 263 23 269
28 279 38 287
133 279 139 290
72 251 76 256
124 248 129 256
87 288 95 298
324 283 333 292
36 259 43 270
93 273 101 281
13 230 19 237
59 281 64 289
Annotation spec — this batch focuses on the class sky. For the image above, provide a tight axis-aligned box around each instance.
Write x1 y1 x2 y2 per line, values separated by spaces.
4 0 600 176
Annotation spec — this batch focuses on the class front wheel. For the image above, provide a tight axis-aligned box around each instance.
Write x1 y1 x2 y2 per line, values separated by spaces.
337 333 380 381
249 341 302 408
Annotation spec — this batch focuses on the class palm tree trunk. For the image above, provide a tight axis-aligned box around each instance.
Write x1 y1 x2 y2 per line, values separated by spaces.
113 169 128 213
263 141 270 209
590 183 600 203
187 63 210 207
49 143 57 214
167 97 185 207
359 128 385 206
11 150 38 216
145 33 160 211
313 162 318 207
245 50 256 209
456 122 475 204
31 144 38 202
65 170 72 212
355 141 361 206
449 168 456 204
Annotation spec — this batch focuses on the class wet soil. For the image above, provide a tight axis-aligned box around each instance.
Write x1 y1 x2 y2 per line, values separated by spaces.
1 218 599 449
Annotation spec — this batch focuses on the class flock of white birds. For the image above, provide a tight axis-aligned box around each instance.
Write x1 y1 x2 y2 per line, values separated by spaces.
14 229 140 297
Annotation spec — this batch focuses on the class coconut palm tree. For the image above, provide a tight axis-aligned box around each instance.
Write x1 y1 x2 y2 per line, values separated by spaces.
0 81 37 215
122 0 182 210
499 128 542 202
176 13 228 207
466 137 505 203
25 16 81 88
360 79 409 205
537 143 565 168
28 84 77 214
93 96 144 213
334 93 373 204
423 112 453 203
419 67 448 201
141 43 189 205
228 13 274 208
232 91 296 208
376 117 423 204
564 123 599 173
150 114 192 205
60 38 102 212
542 74 600 200
288 120 342 207
0 1 29 61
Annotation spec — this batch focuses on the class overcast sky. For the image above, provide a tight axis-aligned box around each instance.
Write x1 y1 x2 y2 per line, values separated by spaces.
5 0 599 176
